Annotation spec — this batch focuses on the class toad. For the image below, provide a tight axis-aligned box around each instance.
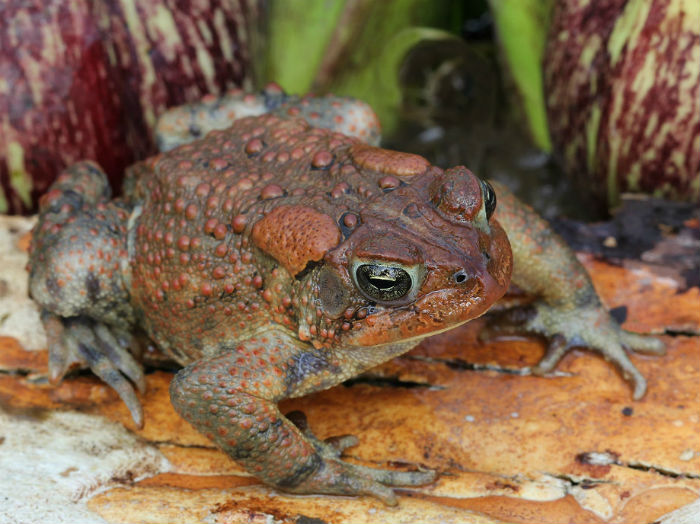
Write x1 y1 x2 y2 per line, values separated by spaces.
27 85 664 505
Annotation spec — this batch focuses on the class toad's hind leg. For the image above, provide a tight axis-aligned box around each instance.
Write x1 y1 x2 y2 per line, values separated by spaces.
28 161 145 424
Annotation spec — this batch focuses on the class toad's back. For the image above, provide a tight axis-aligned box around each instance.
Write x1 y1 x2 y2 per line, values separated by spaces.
127 114 432 363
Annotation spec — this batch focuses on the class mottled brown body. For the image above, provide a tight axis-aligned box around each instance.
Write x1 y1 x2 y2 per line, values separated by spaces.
127 114 509 366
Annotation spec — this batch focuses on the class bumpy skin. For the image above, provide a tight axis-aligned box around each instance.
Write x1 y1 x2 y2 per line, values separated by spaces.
155 82 381 152
28 87 663 505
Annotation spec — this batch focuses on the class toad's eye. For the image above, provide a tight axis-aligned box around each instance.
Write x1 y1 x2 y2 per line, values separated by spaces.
355 264 413 303
481 180 496 220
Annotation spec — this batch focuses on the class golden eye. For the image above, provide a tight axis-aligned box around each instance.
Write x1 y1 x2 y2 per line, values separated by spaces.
355 264 412 302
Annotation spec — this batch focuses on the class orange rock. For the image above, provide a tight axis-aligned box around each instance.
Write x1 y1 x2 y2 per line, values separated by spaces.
2 236 698 523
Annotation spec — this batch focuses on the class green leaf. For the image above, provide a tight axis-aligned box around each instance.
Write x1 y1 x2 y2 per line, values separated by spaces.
262 0 348 93
489 0 554 151
261 0 463 134
6 141 33 207
328 26 461 135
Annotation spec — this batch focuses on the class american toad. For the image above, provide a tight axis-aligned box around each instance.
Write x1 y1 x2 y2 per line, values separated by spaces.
27 85 664 505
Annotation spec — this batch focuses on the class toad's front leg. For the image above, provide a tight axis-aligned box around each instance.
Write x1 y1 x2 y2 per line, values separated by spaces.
488 182 665 398
169 331 434 505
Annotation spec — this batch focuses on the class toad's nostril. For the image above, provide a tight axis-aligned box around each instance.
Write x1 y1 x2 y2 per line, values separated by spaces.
453 270 468 284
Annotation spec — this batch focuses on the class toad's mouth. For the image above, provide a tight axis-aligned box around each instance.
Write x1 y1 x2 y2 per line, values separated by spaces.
366 313 476 348
342 284 500 348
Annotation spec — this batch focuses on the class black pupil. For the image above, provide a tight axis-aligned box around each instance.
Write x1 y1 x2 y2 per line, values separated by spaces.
356 264 412 302
454 271 467 283
370 276 395 290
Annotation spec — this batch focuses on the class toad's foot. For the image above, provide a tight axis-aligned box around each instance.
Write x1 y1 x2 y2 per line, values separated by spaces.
285 410 436 505
42 311 145 426
490 181 664 399
482 302 665 399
